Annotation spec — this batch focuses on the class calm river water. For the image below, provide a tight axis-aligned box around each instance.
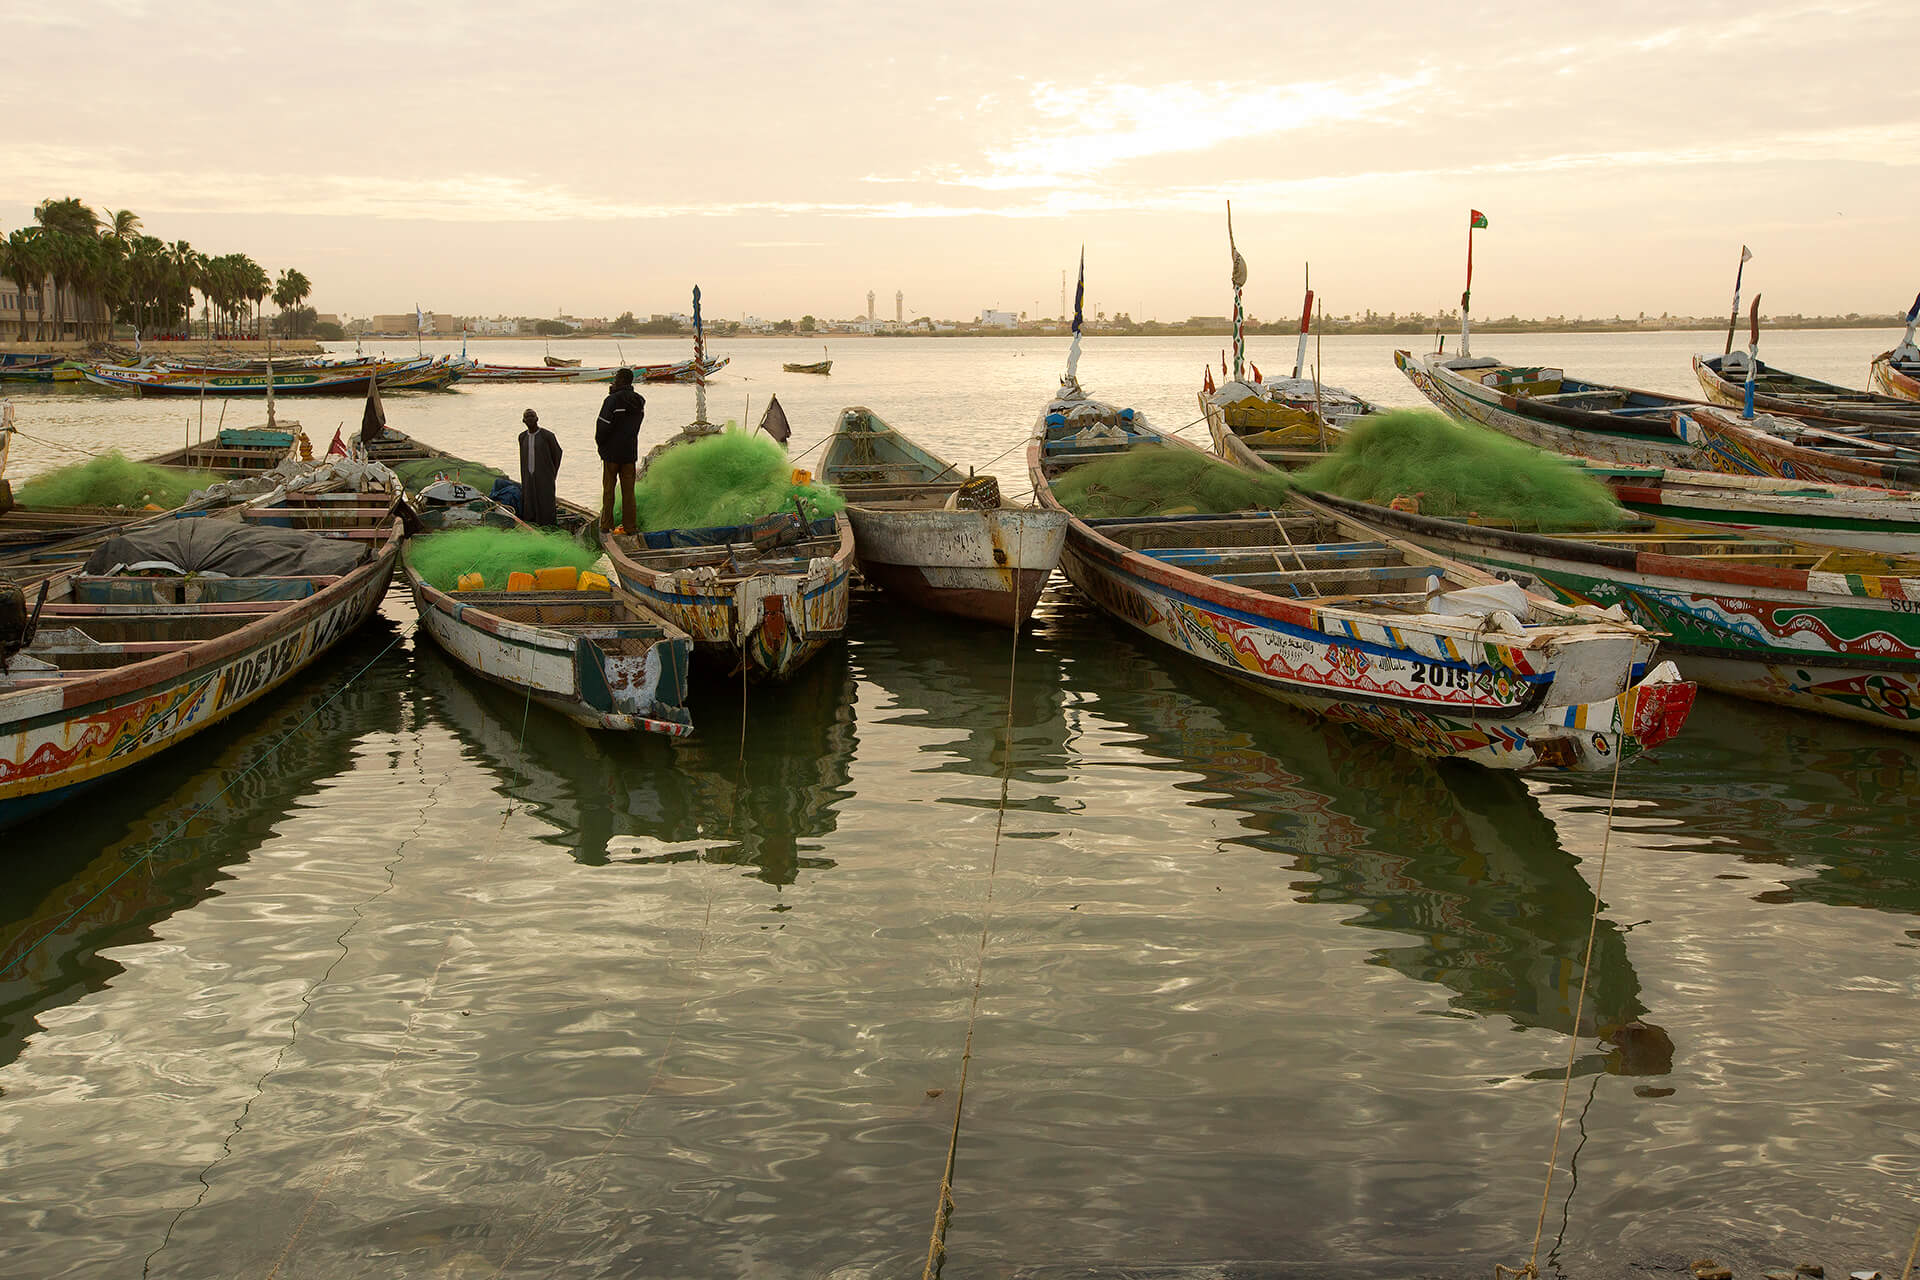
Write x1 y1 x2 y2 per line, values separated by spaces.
2 332 1916 1278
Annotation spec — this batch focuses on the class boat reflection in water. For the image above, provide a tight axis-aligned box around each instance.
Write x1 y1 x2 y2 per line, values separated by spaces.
0 622 408 1071
1574 691 1920 919
412 636 857 890
848 591 1072 802
1045 602 1674 1077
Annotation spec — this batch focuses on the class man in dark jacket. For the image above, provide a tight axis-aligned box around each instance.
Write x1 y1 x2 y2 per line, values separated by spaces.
595 367 645 532
517 408 563 526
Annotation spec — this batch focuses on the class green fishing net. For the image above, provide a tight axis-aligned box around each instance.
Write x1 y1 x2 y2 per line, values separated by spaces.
1050 446 1297 518
14 451 221 510
1294 410 1627 531
635 429 845 532
407 526 602 592
389 454 509 496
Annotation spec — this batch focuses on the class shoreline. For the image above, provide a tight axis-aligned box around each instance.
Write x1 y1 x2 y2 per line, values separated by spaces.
2 338 327 357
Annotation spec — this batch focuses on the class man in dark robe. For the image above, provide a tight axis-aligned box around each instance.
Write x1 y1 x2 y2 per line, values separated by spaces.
595 367 645 533
517 408 563 526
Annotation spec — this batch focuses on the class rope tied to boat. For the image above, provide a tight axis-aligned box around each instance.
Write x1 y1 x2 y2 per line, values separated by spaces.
920 519 1030 1279
1496 661 1632 1280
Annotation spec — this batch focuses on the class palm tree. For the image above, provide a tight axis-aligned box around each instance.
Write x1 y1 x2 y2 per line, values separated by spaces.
106 208 141 245
34 197 100 240
240 256 269 337
6 229 48 340
168 240 202 338
272 267 313 335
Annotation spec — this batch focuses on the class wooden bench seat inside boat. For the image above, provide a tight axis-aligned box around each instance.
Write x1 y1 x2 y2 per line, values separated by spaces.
452 591 672 634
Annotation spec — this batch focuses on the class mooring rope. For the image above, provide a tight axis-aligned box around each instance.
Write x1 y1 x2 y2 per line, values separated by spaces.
490 865 720 1275
1 622 414 982
148 701 446 1278
920 519 1029 1279
1497 687 1632 1280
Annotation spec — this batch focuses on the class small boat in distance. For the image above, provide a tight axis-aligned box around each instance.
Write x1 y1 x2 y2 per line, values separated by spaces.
784 348 833 375
817 405 1066 627
544 354 582 368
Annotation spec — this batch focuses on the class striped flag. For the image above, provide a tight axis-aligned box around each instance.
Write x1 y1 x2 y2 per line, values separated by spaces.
1470 210 1488 229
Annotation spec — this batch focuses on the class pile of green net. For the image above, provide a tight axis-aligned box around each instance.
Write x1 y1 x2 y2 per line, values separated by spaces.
407 526 602 592
1050 446 1296 518
15 451 221 509
636 429 846 531
1294 410 1628 531
389 454 509 496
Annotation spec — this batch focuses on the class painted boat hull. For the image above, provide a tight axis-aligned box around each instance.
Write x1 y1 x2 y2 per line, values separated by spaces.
1870 354 1920 403
845 505 1066 627
1397 349 1920 488
0 535 398 829
1310 498 1920 734
1030 392 1694 771
403 565 693 736
1694 354 1920 428
598 515 854 683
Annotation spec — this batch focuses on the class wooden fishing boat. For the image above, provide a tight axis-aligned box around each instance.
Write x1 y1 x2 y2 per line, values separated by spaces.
81 356 464 397
595 427 853 681
783 360 832 375
0 486 401 829
817 405 1066 627
543 354 582 368
0 361 87 384
1597 467 1920 555
1693 352 1920 432
1030 379 1695 771
1396 348 1920 489
401 500 694 736
457 362 623 384
636 355 729 384
1300 492 1920 734
1872 350 1920 402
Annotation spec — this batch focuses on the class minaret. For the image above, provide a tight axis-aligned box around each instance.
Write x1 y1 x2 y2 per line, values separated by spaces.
867 290 875 322
895 290 903 323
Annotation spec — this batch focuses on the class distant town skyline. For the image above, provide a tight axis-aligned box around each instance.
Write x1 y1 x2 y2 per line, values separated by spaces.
6 1 1913 326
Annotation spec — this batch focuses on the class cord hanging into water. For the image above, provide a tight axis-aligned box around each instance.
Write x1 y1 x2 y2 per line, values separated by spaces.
921 521 1029 1279
1497 682 1632 1280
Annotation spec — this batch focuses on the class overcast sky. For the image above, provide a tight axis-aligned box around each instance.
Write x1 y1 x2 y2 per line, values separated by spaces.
4 0 1913 324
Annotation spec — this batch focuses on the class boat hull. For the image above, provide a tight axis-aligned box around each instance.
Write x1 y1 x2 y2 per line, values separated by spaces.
404 573 693 736
845 505 1065 627
0 543 397 829
602 518 854 683
1870 354 1920 403
1350 526 1920 734
1051 529 1690 769
1398 349 1920 488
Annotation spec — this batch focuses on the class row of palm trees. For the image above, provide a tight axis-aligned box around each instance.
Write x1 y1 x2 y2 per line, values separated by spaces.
0 198 314 344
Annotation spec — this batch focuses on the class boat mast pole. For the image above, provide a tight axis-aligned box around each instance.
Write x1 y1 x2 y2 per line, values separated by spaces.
1724 245 1752 357
1227 203 1247 383
1292 263 1313 380
1461 210 1484 359
1064 248 1085 388
692 284 708 427
1898 291 1920 360
1743 296 1762 420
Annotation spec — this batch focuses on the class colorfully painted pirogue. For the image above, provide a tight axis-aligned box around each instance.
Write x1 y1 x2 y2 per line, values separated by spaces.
1029 378 1696 771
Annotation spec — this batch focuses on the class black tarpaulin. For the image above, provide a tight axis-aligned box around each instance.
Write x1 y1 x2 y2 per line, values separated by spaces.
83 519 373 578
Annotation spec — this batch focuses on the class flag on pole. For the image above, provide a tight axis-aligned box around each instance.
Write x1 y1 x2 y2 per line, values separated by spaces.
326 428 346 457
1905 292 1920 325
1726 245 1754 356
361 367 387 443
757 393 792 444
1203 366 1215 396
1071 249 1085 336
1470 210 1489 229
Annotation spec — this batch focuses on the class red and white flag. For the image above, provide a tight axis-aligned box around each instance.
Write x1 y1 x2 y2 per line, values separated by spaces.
326 428 347 457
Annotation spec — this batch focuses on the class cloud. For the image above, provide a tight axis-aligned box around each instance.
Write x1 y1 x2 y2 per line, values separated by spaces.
930 75 1435 192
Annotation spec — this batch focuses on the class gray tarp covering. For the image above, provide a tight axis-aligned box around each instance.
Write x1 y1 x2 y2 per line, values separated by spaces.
84 518 373 578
